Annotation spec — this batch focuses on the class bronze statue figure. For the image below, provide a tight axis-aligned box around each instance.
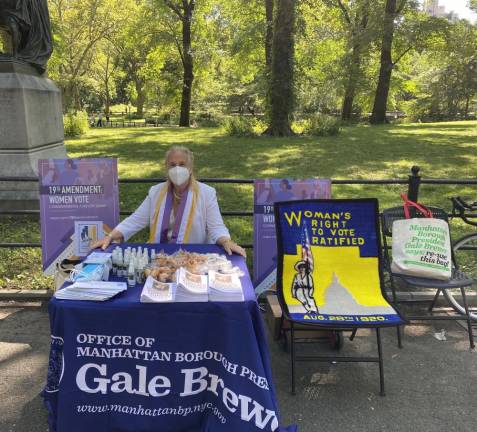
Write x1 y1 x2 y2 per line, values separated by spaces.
0 0 53 74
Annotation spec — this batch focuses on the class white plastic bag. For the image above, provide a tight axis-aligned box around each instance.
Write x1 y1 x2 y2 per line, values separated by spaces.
391 196 451 280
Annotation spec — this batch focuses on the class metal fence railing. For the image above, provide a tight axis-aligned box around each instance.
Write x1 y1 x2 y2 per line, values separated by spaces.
1 166 477 250
92 120 155 128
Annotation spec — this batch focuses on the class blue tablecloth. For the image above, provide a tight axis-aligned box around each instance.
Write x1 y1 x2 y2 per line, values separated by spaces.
42 244 296 432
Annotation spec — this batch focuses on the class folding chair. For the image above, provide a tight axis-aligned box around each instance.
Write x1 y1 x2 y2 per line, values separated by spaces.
381 205 475 349
274 198 405 396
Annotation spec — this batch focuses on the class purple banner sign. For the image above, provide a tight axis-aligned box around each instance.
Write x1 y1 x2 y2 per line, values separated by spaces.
253 179 331 295
39 158 119 274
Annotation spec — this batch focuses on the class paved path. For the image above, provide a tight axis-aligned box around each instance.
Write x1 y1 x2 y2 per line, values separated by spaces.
0 303 475 432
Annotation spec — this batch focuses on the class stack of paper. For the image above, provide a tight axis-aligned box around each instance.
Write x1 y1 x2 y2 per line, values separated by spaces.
175 267 208 302
54 281 127 301
208 270 244 302
140 276 175 303
83 252 112 265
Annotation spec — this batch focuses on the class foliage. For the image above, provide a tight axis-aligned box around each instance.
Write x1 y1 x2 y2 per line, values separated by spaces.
63 111 89 137
295 2 346 114
46 1 477 124
89 39 123 114
222 116 266 137
402 19 477 122
318 0 376 120
194 112 226 127
301 113 342 136
48 0 132 111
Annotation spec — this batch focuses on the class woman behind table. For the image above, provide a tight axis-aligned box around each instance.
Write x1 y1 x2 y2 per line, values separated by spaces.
92 146 246 257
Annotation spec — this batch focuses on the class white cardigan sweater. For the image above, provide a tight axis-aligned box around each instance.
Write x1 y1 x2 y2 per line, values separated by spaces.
115 182 230 244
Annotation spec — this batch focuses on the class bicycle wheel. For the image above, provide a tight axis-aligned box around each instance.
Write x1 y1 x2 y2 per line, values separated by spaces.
444 234 477 321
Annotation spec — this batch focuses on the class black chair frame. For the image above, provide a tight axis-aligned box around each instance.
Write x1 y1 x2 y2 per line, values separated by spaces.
286 321 383 395
381 205 475 349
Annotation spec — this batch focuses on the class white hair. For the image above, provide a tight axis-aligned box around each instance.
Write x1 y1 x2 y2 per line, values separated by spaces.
165 146 194 170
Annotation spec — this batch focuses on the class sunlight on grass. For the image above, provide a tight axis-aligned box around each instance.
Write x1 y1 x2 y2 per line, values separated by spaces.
2 121 477 289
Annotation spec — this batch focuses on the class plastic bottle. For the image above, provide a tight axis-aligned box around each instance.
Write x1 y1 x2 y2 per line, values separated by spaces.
143 248 149 263
135 260 144 285
127 261 136 287
112 250 118 276
116 253 123 277
124 251 130 269
120 252 126 278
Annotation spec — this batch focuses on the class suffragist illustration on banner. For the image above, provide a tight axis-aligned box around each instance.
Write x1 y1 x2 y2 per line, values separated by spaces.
253 179 331 295
275 199 403 325
39 158 119 274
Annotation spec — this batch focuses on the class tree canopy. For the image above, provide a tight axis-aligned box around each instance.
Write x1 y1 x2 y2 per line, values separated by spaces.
46 0 477 127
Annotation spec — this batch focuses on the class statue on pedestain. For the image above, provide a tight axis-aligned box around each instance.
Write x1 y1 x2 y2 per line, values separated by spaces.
0 0 53 74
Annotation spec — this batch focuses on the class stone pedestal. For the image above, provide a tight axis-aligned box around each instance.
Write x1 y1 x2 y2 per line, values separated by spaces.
0 59 66 211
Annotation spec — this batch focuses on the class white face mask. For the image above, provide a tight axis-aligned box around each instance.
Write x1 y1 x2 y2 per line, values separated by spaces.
168 166 190 186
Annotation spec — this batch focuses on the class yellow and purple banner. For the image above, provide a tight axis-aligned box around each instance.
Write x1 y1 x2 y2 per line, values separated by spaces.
274 199 404 326
39 158 119 274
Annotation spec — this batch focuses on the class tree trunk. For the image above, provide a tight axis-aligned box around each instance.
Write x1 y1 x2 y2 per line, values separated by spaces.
264 0 274 123
63 82 74 113
104 78 111 116
63 78 81 112
341 42 361 120
179 4 194 127
264 0 296 136
105 92 110 116
73 83 81 112
265 0 273 70
179 57 193 127
370 0 397 124
136 78 146 118
341 0 370 121
104 55 111 115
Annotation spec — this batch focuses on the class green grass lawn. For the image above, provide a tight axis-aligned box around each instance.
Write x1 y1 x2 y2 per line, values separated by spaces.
2 121 477 289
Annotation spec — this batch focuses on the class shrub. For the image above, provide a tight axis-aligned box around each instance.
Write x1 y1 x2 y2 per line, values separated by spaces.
196 117 220 127
195 112 226 128
222 116 266 137
125 113 143 120
145 117 159 125
402 99 434 123
155 111 180 125
291 119 308 134
302 113 341 136
403 95 477 124
63 111 89 138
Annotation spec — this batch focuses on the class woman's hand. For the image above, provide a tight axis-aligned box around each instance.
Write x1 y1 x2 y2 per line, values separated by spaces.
90 234 113 251
91 230 123 250
218 237 247 258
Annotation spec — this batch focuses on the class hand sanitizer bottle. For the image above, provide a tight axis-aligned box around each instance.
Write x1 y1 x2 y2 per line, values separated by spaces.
127 261 136 287
117 253 124 277
135 260 144 285
112 250 118 276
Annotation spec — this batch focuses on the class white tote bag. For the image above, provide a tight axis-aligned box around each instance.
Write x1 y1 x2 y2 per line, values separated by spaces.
391 196 452 280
